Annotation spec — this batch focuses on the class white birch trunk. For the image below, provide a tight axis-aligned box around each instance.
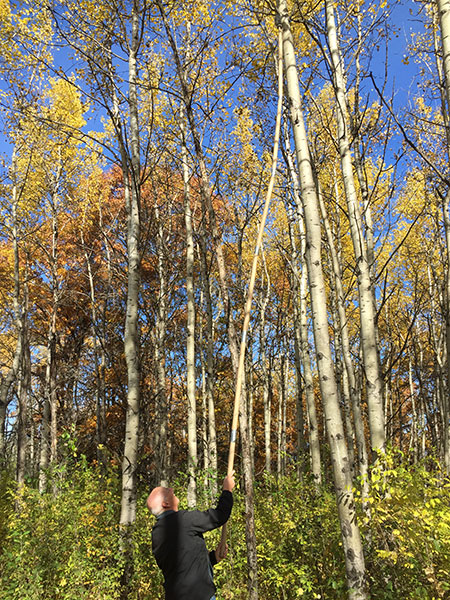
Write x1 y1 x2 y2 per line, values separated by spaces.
81 209 108 470
436 0 450 472
198 237 217 495
12 152 29 487
152 199 168 485
286 212 307 476
438 0 450 115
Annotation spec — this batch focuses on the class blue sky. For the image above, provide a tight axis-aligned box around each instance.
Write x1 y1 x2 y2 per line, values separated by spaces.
0 1 429 167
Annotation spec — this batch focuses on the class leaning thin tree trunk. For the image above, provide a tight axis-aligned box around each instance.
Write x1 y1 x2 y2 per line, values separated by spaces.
278 2 367 597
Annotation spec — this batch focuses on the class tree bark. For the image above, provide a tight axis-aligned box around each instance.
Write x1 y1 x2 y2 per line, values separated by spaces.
259 253 272 473
119 5 142 583
16 289 30 488
318 181 369 489
197 237 217 496
278 2 367 596
286 204 307 476
324 0 385 459
283 129 322 484
12 150 29 486
157 4 259 594
180 103 198 507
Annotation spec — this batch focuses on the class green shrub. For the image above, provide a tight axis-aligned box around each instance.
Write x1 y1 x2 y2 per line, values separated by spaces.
1 465 123 600
361 452 450 599
1 455 449 599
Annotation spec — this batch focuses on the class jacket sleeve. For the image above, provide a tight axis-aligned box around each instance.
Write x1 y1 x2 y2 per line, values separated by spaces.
189 490 233 533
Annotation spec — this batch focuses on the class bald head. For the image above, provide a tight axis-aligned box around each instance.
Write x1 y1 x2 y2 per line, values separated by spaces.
147 486 179 516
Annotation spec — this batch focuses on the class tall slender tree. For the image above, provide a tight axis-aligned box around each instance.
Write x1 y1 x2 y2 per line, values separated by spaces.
278 1 367 596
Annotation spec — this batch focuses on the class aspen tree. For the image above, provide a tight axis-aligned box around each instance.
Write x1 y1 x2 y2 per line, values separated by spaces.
278 1 367 596
259 252 272 473
157 3 259 594
437 0 450 472
180 99 198 507
16 306 30 487
42 157 62 490
79 175 109 471
5 148 27 480
283 126 322 484
286 207 308 477
317 183 369 491
151 187 169 486
324 0 385 458
0 0 52 472
9 77 87 491
197 232 218 495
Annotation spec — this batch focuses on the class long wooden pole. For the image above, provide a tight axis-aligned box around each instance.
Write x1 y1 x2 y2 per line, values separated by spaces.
219 28 283 551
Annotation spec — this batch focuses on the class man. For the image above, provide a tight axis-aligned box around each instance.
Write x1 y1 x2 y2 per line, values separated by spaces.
147 472 235 600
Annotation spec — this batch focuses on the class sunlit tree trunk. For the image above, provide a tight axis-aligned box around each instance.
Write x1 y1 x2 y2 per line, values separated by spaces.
441 199 450 472
39 160 62 492
152 198 168 486
197 238 217 496
408 353 418 463
279 2 367 596
119 8 142 591
276 356 283 477
318 181 369 489
259 252 272 473
246 331 256 474
11 150 29 486
158 4 258 594
352 6 375 276
436 0 450 471
180 103 197 507
286 203 307 476
325 0 385 459
438 0 450 117
16 283 30 488
283 128 322 484
81 205 107 470
427 258 448 465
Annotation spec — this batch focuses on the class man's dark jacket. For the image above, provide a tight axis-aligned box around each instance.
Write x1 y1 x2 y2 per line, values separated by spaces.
151 490 233 600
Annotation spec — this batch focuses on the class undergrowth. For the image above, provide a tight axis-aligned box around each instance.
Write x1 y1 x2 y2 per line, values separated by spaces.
1 451 449 599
